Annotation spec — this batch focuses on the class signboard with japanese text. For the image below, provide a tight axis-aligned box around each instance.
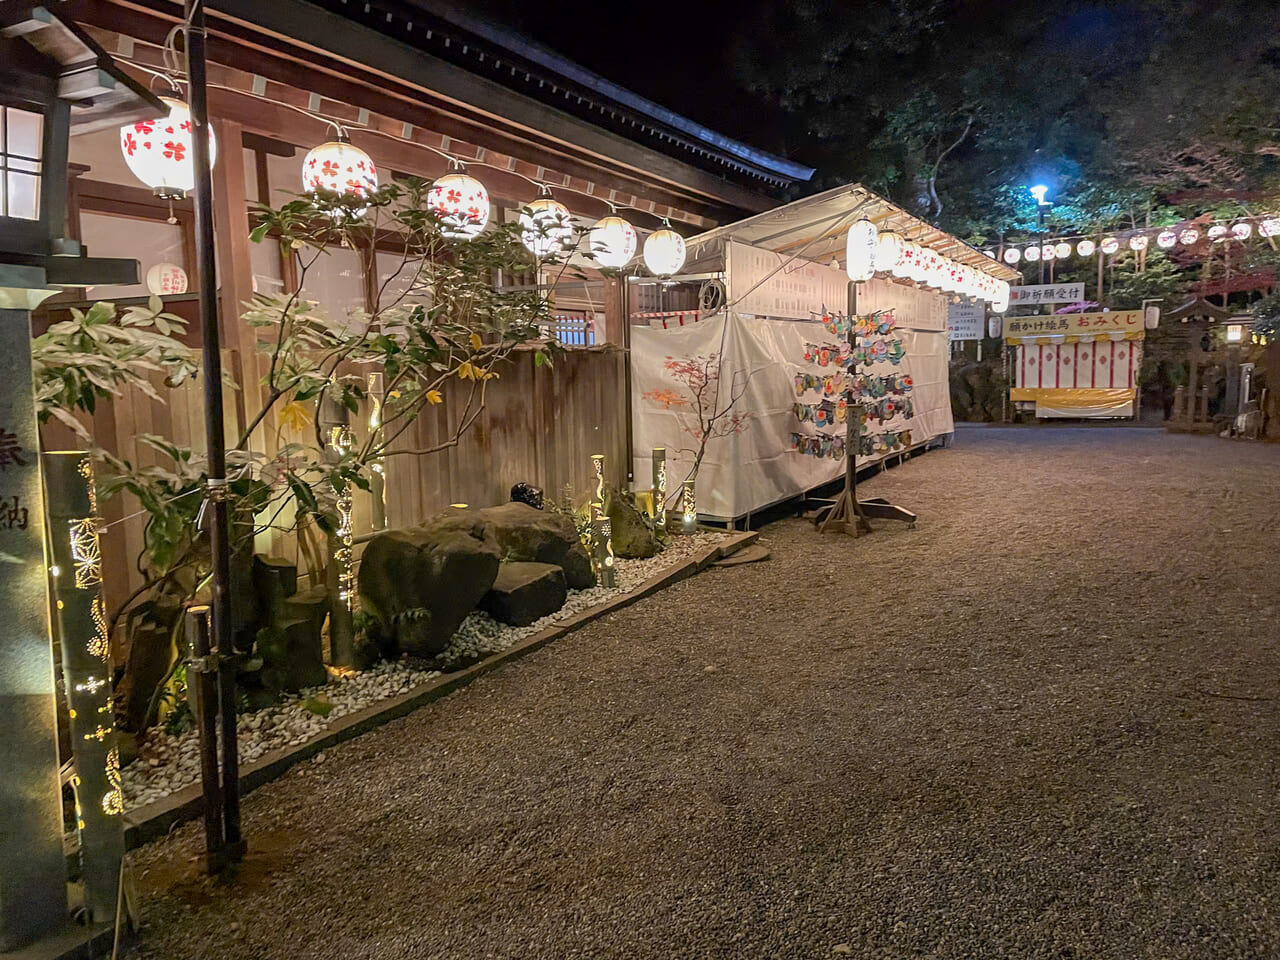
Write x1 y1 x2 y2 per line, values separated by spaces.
947 301 985 341
728 240 849 320
1008 283 1086 306
1004 310 1144 341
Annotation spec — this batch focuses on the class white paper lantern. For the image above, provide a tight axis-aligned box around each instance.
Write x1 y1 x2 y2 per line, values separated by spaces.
992 279 1010 314
1024 244 1041 262
988 314 1002 338
1003 247 1022 265
1129 234 1149 251
1232 222 1253 241
1055 242 1072 259
643 228 686 276
1144 306 1160 330
845 218 878 282
876 231 905 275
904 242 928 282
120 97 217 199
302 138 378 200
983 249 996 259
1076 239 1096 257
1208 224 1228 243
1179 227 1200 245
1041 244 1056 262
919 247 944 288
426 172 490 240
588 215 637 268
1156 229 1177 249
1100 237 1119 254
145 262 188 296
1259 218 1280 238
521 197 574 259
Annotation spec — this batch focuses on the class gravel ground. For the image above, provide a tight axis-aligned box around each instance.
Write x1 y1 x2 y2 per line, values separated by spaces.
126 427 1280 960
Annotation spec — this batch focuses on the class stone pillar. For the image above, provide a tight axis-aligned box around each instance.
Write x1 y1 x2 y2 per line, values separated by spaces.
1172 385 1186 420
1198 385 1211 421
0 307 67 950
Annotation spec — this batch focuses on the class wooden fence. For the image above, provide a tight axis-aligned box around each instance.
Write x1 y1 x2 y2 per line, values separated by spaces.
35 296 629 615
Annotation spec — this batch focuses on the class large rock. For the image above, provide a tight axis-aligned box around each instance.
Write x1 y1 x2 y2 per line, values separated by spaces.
604 484 658 559
359 515 501 656
480 562 567 626
473 502 595 589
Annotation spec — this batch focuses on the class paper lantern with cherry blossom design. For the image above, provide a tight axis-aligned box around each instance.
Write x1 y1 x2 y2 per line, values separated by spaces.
1024 244 1041 262
1129 234 1149 251
1055 242 1072 259
302 138 378 201
426 172 490 240
1003 247 1022 265
1179 227 1200 245
1077 239 1096 257
1232 222 1253 241
1156 230 1177 249
1100 237 1120 255
521 197 575 259
119 97 217 199
1258 218 1280 238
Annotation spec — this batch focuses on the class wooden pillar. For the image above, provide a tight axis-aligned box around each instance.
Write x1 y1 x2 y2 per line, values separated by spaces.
1187 359 1199 422
211 118 260 445
0 305 67 950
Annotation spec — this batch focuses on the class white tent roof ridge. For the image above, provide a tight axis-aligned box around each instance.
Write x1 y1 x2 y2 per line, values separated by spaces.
685 182 1021 282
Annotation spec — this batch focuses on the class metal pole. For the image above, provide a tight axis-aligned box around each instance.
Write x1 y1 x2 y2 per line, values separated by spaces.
185 0 243 860
185 605 224 872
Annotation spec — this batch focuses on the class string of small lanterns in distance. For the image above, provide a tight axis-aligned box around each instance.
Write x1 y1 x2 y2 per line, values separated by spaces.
987 215 1280 266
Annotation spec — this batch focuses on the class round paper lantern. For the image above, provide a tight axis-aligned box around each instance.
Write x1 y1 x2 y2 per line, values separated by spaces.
983 249 996 259
992 279 1011 314
426 172 490 240
988 314 1002 338
1207 224 1228 243
1232 222 1253 241
1076 239 1096 257
302 137 377 200
845 217 878 282
1041 244 1056 262
520 197 574 259
1024 244 1041 262
588 216 637 268
643 228 686 276
1179 227 1200 245
145 262 188 296
1003 247 1022 265
877 231 905 275
1055 241 1072 259
1259 218 1280 238
1156 229 1177 249
1100 237 1120 255
1129 234 1149 251
120 97 217 199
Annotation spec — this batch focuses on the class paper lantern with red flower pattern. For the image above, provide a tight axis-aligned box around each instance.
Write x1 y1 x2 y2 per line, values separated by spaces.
302 138 378 201
119 97 217 199
426 172 490 240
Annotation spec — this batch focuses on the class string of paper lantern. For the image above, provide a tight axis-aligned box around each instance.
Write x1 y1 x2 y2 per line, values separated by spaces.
990 211 1280 265
843 219 1010 311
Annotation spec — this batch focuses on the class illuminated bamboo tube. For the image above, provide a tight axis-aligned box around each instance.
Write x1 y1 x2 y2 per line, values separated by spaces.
591 511 616 588
42 451 123 922
591 453 606 509
367 372 386 531
325 424 356 666
651 448 666 533
681 478 698 534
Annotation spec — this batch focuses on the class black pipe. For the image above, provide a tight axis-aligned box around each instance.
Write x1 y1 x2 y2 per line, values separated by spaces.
185 0 243 860
185 606 224 871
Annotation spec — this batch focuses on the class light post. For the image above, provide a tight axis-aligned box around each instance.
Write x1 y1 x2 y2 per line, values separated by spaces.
1030 184 1052 285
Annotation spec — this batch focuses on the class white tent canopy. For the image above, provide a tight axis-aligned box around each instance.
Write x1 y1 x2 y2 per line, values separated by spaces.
684 181 1021 283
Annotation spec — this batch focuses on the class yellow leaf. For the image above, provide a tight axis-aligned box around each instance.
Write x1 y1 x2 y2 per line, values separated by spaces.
426 390 443 405
278 401 313 433
457 362 476 381
482 370 500 381
469 333 483 351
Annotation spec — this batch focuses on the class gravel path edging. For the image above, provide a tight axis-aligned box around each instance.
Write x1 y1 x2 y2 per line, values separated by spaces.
122 529 759 851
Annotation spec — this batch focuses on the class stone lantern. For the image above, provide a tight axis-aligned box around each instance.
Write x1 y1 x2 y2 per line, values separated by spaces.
0 4 163 951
